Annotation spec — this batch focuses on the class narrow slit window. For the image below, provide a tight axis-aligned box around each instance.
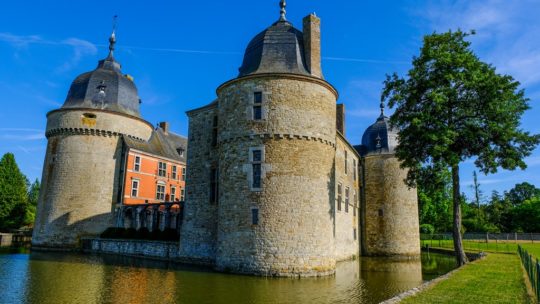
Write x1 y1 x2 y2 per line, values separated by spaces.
253 92 263 121
345 187 350 213
344 150 348 175
211 116 218 146
353 159 357 181
251 208 259 225
251 149 262 189
210 167 219 203
337 184 342 211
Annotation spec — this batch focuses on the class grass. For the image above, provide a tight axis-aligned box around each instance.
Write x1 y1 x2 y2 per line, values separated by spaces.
401 253 532 304
421 239 540 254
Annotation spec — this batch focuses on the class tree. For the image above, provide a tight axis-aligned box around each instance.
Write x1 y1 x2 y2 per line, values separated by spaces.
505 182 540 206
382 30 540 266
25 179 40 226
0 153 29 230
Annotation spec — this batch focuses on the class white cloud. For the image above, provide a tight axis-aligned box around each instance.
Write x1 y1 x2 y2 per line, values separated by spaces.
0 32 97 72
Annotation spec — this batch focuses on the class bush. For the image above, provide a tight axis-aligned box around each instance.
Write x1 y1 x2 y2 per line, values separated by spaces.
420 224 435 235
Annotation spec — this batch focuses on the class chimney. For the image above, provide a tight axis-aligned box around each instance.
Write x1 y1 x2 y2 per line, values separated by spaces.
336 104 345 135
159 121 170 133
303 14 323 78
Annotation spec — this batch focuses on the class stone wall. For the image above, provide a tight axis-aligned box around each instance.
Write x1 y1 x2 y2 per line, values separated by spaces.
214 75 338 276
177 105 218 264
83 238 180 260
32 109 153 249
334 135 360 261
361 154 420 256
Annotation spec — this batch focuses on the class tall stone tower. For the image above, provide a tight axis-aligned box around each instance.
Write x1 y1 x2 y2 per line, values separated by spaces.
32 31 153 249
179 1 341 276
359 104 420 257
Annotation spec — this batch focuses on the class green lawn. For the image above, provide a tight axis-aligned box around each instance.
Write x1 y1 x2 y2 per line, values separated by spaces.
421 239 540 254
401 253 532 304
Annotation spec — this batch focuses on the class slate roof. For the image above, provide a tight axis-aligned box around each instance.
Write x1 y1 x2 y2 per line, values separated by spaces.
62 52 141 117
238 20 310 77
360 115 398 157
123 127 187 163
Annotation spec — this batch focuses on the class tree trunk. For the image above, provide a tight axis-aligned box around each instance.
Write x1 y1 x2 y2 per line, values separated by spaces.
452 164 468 266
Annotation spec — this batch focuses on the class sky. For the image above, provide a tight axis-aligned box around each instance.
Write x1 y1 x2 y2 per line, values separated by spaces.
1 0 539 202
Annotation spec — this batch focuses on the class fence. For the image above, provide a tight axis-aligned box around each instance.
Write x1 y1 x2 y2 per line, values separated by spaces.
421 233 540 253
518 245 540 303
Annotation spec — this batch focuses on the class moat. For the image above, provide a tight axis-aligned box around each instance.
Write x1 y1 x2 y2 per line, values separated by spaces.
0 249 456 304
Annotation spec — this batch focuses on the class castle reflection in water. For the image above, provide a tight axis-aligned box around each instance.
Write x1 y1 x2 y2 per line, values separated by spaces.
0 251 456 304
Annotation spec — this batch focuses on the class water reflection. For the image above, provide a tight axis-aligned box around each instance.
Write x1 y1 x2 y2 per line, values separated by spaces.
0 251 456 304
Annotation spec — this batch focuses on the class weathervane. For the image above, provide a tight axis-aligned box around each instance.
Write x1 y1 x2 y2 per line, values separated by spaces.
279 0 287 21
108 15 118 59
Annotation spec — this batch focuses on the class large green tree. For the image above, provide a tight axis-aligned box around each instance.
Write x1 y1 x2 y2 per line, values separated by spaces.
0 153 29 230
382 30 540 265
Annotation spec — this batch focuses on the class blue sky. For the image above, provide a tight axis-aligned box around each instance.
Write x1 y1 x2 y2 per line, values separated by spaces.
1 0 539 201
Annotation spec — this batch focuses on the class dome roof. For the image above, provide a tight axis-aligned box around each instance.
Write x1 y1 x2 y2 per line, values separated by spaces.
361 113 399 156
61 33 141 117
238 20 310 77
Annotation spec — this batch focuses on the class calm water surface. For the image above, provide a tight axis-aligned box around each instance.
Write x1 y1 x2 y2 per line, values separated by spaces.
0 248 456 304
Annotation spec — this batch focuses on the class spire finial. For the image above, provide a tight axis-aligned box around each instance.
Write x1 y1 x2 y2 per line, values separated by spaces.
279 0 287 21
380 100 385 117
108 15 118 59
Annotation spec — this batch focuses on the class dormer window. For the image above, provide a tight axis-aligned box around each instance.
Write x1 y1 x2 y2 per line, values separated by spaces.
176 148 185 157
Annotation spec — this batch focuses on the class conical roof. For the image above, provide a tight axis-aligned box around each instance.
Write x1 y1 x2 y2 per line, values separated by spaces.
61 32 141 117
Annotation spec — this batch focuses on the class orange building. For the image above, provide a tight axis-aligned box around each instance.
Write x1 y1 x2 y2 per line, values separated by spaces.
120 122 187 206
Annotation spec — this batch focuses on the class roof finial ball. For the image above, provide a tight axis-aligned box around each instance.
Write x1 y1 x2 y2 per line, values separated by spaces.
108 15 118 59
279 0 287 21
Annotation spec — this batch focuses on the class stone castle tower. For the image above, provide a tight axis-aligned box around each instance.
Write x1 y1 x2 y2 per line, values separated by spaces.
32 32 153 249
359 104 420 256
179 2 361 276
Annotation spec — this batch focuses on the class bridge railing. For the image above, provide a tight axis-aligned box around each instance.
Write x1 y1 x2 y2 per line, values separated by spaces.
115 201 184 235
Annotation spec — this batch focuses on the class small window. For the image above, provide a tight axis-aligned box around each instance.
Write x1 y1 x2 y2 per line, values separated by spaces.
83 113 96 119
337 184 342 211
180 189 185 201
170 186 176 201
156 184 165 200
353 228 357 240
345 187 350 213
131 179 139 197
210 167 219 203
254 92 263 103
172 165 177 180
378 209 384 217
251 208 259 225
182 167 186 181
134 156 141 172
253 92 263 121
158 162 167 177
253 106 262 120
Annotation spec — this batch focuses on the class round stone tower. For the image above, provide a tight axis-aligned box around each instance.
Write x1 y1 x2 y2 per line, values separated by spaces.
214 3 339 276
32 32 153 249
360 105 420 257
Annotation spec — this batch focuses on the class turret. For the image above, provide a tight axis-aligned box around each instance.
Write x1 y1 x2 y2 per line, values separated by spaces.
359 102 420 257
32 29 153 249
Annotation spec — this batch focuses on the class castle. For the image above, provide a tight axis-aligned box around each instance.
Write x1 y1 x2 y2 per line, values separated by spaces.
33 1 420 277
